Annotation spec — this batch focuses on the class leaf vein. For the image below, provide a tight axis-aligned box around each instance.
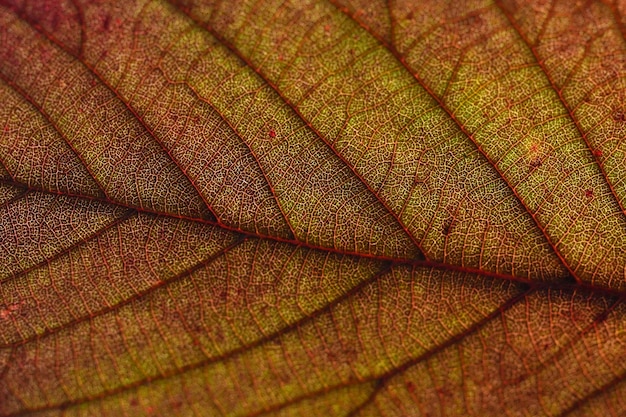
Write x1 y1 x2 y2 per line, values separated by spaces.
0 233 246 350
0 71 108 200
326 0 583 283
493 0 626 223
163 0 429 259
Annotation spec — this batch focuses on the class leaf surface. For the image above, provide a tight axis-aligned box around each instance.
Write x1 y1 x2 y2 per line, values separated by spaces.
0 0 625 416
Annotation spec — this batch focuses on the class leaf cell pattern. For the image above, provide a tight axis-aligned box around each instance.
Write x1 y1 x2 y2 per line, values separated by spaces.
0 0 625 416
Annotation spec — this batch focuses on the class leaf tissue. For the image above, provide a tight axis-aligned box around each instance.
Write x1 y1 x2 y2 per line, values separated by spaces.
0 0 625 415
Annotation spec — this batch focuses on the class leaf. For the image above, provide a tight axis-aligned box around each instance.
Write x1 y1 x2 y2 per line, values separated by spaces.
0 0 624 415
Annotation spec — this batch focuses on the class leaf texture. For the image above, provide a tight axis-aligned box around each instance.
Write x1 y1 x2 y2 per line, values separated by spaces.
0 0 625 416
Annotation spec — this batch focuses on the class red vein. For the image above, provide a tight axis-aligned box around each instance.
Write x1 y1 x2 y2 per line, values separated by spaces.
345 379 383 417
3 266 535 416
6 176 626 299
253 289 540 417
344 289 534 414
0 237 246 354
0 73 108 200
559 367 626 416
0 3 624 414
1 264 394 416
0 187 28 211
0 151 14 181
2 6 221 223
497 295 622 392
0 209 135 286
151 67 297 241
255 286 536 417
493 0 626 221
248 380 379 417
326 0 582 283
3 1 423 256
0 176 415 267
163 0 429 260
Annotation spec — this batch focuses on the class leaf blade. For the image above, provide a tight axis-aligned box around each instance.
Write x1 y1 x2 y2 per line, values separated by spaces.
0 0 625 416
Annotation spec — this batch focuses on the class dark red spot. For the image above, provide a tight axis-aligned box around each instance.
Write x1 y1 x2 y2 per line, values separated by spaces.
529 157 542 169
268 129 276 138
613 110 625 122
436 386 452 398
585 189 594 199
130 398 138 407
406 11 414 20
406 381 417 394
593 149 603 157
324 24 331 33
102 15 111 31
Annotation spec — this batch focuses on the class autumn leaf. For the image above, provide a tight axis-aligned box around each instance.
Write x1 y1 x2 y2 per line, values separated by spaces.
0 0 625 415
